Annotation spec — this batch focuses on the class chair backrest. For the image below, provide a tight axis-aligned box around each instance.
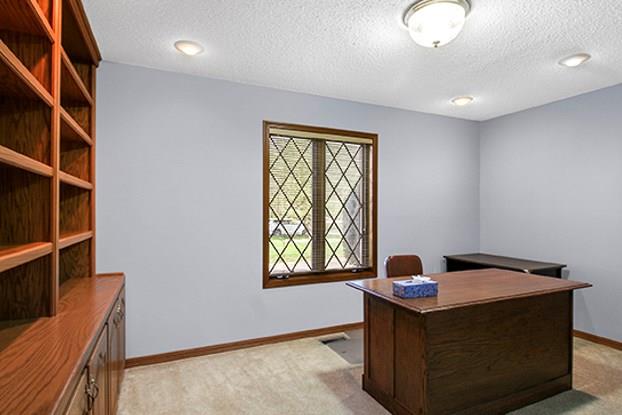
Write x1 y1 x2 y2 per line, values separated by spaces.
385 255 423 278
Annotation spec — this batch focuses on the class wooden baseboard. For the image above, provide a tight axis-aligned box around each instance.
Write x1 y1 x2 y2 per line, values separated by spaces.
125 325 619 368
573 330 622 351
126 321 364 368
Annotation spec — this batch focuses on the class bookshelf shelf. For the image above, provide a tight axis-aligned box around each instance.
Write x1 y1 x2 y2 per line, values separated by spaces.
60 107 93 146
59 170 93 190
0 242 52 273
59 230 92 250
61 103 91 138
0 145 53 177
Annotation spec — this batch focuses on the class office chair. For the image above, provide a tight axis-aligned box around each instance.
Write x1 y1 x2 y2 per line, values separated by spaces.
385 255 424 278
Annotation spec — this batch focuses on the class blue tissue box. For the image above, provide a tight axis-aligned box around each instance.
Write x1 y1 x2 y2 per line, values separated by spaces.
392 277 438 299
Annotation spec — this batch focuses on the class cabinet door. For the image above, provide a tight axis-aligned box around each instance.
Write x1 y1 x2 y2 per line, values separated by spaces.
64 369 89 415
88 325 109 415
108 290 126 414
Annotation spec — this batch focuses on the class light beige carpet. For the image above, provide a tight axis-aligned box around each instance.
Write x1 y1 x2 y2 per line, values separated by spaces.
118 335 622 415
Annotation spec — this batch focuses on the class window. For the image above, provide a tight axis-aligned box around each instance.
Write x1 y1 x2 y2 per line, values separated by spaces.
263 121 377 288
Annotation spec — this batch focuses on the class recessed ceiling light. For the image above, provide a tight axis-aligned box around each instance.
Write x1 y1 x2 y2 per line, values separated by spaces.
451 96 474 106
174 40 204 56
558 53 591 68
403 0 471 48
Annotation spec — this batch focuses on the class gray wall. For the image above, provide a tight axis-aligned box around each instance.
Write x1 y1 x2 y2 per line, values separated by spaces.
96 62 481 358
480 84 622 342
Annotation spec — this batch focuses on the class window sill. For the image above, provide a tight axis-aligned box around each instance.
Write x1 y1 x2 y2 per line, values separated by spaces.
263 270 376 289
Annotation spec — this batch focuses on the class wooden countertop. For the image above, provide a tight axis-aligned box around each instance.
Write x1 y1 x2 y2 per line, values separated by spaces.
444 253 566 272
0 274 124 415
347 269 590 314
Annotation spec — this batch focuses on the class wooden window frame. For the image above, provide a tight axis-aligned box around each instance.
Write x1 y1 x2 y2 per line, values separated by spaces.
263 121 378 289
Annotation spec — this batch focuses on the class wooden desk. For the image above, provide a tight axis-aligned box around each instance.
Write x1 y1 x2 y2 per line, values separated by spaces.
347 269 590 415
445 253 566 278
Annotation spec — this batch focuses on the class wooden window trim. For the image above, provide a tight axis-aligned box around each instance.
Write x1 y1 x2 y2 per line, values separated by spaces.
263 121 378 289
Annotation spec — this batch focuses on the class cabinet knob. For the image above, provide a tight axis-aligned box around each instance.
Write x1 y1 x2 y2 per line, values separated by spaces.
116 303 125 319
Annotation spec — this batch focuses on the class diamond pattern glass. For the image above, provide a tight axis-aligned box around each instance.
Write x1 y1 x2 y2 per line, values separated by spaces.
268 135 313 274
325 141 366 270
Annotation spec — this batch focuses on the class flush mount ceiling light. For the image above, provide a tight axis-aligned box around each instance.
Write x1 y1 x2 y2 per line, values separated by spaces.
558 53 591 68
174 40 204 56
451 96 474 106
404 0 471 48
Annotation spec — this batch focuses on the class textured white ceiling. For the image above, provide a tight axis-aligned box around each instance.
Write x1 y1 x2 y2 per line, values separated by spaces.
83 0 622 121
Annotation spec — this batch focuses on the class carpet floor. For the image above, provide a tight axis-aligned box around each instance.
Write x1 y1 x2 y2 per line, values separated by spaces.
118 332 621 414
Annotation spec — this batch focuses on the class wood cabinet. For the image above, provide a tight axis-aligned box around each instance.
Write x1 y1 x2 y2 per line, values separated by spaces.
71 288 126 415
0 275 125 414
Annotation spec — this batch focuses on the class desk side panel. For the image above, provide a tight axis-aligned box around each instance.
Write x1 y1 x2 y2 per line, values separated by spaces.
425 292 571 414
363 294 428 415
365 294 394 396
395 308 426 414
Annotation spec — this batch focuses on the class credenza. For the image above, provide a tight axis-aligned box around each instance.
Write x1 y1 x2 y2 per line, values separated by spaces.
0 273 125 414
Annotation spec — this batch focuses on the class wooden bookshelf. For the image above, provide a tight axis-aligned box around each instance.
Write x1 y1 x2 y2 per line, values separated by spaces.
0 0 101 321
0 4 124 415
